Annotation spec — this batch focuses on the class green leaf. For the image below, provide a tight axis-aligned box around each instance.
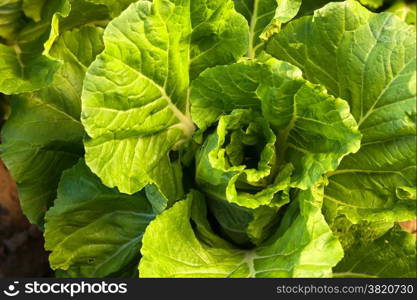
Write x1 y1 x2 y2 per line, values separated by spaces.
191 60 265 130
22 0 47 22
81 0 248 196
0 0 69 94
43 0 140 56
1 92 83 225
279 0 385 20
261 80 362 189
53 0 109 30
45 160 155 278
386 1 416 25
328 215 394 250
267 0 416 223
85 0 139 17
190 59 303 131
293 0 338 17
205 193 289 246
272 0 302 24
0 0 25 40
259 0 302 42
139 185 343 278
0 43 61 94
334 225 416 278
144 156 185 213
233 0 302 57
396 186 416 200
16 0 133 92
140 191 246 278
1 26 104 225
253 184 344 278
358 0 384 9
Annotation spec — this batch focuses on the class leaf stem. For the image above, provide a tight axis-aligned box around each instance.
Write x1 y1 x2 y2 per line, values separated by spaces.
247 0 260 58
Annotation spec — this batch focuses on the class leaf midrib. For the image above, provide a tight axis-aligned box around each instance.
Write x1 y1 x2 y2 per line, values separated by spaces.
247 0 260 58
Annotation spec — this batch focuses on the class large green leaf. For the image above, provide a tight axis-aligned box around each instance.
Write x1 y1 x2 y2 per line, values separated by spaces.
190 59 303 130
233 0 302 57
45 160 155 278
1 26 104 224
43 0 139 55
284 0 386 20
22 0 47 22
359 0 384 8
139 185 343 278
0 0 25 40
85 0 140 17
140 191 246 278
0 43 60 94
81 0 248 198
387 0 416 25
0 0 68 94
0 0 125 95
334 225 416 278
253 184 343 278
233 0 395 53
267 0 416 223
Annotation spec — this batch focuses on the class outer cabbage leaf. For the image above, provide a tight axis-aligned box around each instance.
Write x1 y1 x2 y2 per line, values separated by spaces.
233 0 393 54
333 225 416 278
140 191 246 278
387 0 416 25
328 216 395 250
139 185 343 278
292 0 386 18
205 196 289 246
22 0 47 22
0 0 25 40
270 0 302 24
0 0 68 94
85 0 140 17
81 0 248 200
0 43 60 94
358 0 384 8
1 26 104 224
1 0 127 95
260 0 302 42
45 160 155 278
190 59 303 131
43 0 139 55
267 0 416 223
233 0 301 57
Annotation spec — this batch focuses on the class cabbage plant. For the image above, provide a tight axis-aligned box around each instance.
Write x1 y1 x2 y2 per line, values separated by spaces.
0 0 415 278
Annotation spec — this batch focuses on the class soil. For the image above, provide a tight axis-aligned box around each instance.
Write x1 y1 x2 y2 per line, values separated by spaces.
0 161 52 278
